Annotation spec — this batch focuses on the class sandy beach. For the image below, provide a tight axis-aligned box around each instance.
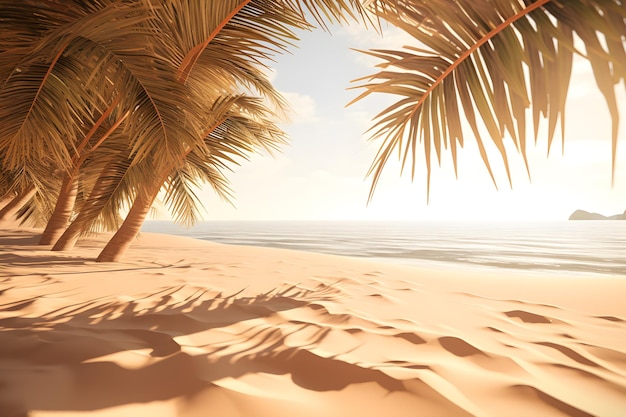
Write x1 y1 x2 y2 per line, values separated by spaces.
1 223 625 417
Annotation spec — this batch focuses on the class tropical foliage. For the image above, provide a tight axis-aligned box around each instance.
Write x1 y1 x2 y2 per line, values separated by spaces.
0 0 365 261
0 0 624 261
352 0 626 200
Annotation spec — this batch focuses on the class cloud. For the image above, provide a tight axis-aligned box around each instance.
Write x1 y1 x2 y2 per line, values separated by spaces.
340 21 416 50
281 91 318 124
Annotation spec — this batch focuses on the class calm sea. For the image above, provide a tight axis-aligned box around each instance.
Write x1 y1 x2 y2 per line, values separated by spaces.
141 221 626 277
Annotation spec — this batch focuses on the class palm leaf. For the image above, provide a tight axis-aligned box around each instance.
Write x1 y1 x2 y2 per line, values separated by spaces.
353 0 626 201
161 94 287 226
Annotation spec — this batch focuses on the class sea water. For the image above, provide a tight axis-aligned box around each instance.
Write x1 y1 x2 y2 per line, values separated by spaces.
141 221 626 277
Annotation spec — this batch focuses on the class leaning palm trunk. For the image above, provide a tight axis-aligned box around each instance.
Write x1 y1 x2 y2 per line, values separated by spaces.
39 174 78 245
0 187 36 222
96 177 162 262
52 161 126 251
94 108 238 261
52 208 90 251
41 107 129 246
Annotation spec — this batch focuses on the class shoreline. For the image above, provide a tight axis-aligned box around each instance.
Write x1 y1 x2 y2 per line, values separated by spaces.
140 219 626 279
1 225 625 416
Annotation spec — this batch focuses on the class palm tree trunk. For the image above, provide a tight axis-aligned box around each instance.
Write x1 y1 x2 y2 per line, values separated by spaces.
0 187 36 223
96 178 162 262
39 174 79 245
52 166 118 251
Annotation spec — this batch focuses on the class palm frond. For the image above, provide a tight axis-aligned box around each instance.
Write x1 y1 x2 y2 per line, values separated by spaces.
353 0 626 201
162 167 213 227
280 0 371 29
160 94 287 225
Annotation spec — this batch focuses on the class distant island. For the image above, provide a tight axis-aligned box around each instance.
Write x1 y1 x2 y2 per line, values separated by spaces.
569 209 626 220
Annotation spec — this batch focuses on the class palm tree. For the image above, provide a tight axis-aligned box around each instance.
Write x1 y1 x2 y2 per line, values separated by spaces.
0 0 158 232
37 93 130 245
96 95 287 261
83 1 306 262
1 0 369 260
93 0 370 262
51 158 131 251
352 0 626 200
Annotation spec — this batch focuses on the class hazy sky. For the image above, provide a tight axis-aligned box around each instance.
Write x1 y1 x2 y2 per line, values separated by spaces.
172 21 626 222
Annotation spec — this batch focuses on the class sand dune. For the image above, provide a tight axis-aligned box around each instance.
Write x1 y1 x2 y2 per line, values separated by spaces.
1 224 625 417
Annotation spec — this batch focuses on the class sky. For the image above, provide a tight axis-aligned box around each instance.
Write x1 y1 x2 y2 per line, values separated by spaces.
165 20 626 222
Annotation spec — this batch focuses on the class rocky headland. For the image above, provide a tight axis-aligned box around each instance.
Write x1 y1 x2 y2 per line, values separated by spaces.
569 209 626 220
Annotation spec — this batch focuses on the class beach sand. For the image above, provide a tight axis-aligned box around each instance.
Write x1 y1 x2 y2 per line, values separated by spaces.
1 222 625 417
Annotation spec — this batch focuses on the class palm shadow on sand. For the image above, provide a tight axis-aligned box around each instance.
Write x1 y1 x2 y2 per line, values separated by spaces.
0 278 411 417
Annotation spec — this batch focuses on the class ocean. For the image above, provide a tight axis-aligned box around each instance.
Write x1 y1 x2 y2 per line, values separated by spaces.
140 221 626 277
